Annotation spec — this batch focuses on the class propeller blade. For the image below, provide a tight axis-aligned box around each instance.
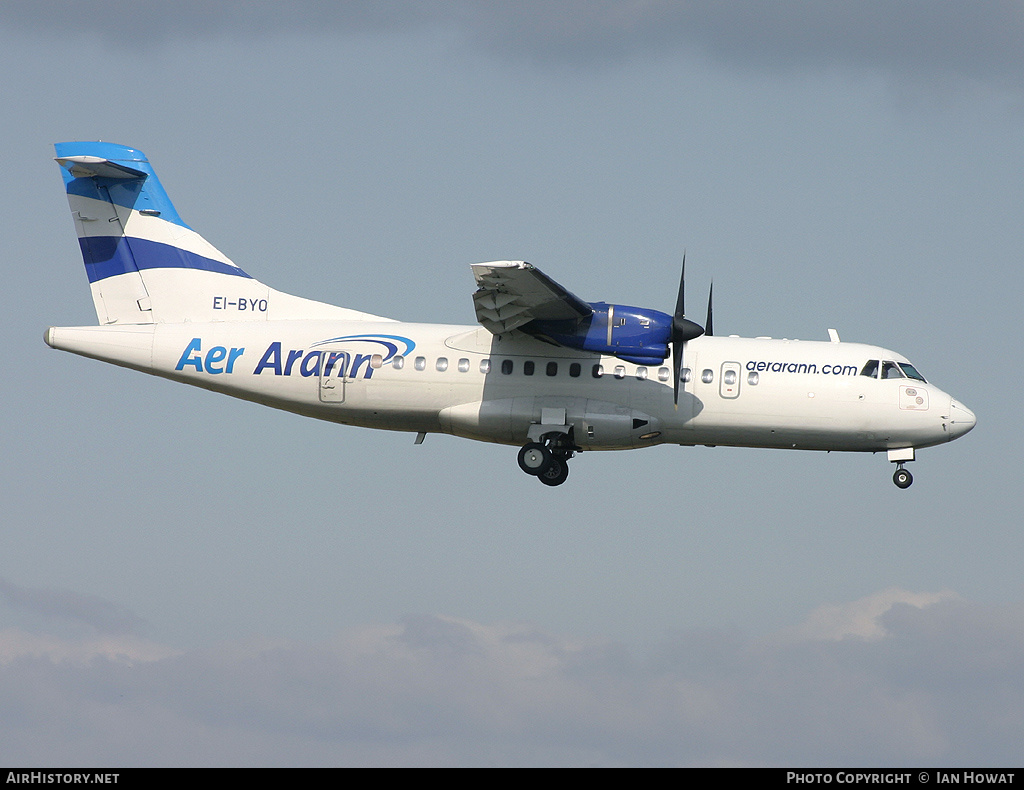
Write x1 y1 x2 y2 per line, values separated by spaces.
672 254 685 406
672 330 682 407
705 281 714 337
674 253 687 322
670 254 705 406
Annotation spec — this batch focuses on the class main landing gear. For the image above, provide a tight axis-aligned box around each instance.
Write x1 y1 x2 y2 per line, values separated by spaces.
517 435 576 487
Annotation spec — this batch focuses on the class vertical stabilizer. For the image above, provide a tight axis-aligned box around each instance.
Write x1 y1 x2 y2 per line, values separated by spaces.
55 142 391 325
55 141 264 325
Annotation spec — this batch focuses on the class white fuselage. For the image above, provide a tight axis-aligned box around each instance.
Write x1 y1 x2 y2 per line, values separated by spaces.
45 319 973 455
47 142 976 489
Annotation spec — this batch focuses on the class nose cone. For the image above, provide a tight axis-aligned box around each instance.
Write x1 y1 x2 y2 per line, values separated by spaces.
948 399 976 441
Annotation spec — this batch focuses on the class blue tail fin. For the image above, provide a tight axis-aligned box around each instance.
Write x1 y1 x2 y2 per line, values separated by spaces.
55 142 395 326
55 141 262 324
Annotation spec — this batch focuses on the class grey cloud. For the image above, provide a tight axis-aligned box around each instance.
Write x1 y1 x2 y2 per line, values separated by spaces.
0 577 147 636
1 593 1023 765
0 1 441 40
2 2 1022 90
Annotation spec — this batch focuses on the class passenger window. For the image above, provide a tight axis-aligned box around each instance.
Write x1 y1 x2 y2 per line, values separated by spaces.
524 361 535 376
501 359 513 375
701 369 714 384
681 368 692 383
393 355 405 370
614 366 626 379
546 362 558 376
860 360 879 378
636 367 648 380
657 367 670 382
414 356 426 371
458 358 470 373
592 364 604 378
569 363 581 378
436 357 448 372
480 359 491 374
747 372 759 385
724 370 737 385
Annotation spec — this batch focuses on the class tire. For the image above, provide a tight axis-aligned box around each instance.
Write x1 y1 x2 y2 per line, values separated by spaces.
538 458 569 486
517 443 551 476
893 468 913 489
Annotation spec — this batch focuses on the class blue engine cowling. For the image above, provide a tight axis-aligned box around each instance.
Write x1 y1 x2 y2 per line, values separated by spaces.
529 302 673 366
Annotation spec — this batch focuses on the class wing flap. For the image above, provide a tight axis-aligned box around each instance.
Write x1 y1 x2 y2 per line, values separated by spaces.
471 261 592 336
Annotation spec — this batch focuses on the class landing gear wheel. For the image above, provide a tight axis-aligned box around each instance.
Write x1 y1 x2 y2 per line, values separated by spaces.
893 467 913 489
517 443 552 476
538 457 569 487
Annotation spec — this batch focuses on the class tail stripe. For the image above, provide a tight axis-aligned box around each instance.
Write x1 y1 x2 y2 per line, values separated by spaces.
79 236 252 284
66 180 245 278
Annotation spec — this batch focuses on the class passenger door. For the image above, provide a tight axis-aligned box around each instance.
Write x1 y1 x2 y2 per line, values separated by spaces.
318 349 351 403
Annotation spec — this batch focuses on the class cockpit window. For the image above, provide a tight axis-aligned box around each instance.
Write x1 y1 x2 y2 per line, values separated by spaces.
898 362 927 382
862 359 925 382
881 361 905 379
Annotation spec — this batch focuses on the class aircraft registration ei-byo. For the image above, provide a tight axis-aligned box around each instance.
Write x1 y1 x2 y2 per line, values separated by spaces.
46 142 976 489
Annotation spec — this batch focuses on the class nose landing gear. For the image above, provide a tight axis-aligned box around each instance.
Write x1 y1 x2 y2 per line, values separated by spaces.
888 448 915 490
892 464 913 489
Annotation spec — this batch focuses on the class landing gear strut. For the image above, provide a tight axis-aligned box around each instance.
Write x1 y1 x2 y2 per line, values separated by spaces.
518 433 577 487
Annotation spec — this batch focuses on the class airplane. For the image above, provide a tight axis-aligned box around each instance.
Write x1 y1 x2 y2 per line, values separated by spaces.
45 141 975 489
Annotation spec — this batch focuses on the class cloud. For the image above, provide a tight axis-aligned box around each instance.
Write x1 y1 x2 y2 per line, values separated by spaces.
1 589 1023 765
0 629 177 666
783 586 959 641
0 577 148 637
3 2 1022 90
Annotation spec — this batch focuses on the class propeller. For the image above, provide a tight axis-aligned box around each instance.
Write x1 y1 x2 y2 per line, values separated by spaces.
671 254 707 407
705 281 714 338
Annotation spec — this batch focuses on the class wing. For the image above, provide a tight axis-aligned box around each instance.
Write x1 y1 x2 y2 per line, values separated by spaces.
471 261 592 335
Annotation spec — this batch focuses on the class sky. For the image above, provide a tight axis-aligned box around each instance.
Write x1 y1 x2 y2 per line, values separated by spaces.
1 1 1022 767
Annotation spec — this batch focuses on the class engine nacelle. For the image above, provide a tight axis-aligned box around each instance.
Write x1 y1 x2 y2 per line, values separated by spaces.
439 396 661 450
529 302 672 366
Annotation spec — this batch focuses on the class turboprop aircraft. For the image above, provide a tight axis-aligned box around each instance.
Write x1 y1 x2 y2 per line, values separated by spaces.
46 142 975 488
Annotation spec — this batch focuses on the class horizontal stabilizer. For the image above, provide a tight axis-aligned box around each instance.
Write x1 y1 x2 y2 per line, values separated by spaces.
55 155 147 180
